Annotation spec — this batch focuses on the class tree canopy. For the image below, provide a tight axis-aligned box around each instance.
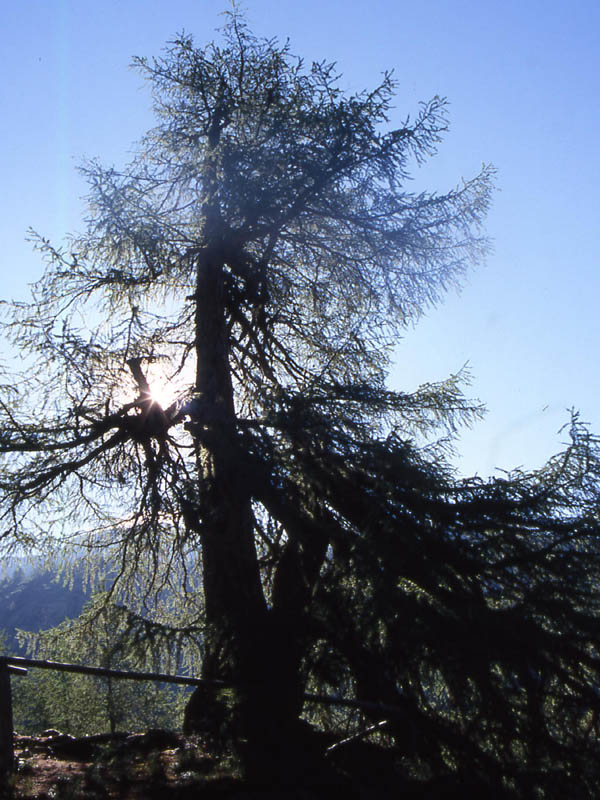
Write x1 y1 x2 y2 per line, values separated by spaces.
2 10 600 795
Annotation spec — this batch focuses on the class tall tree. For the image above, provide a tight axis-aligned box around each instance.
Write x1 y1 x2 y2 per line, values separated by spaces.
2 10 600 793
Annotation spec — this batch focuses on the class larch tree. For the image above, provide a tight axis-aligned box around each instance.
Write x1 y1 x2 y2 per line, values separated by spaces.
2 10 600 794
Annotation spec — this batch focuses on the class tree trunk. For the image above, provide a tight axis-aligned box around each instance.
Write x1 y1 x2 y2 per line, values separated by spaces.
183 247 305 779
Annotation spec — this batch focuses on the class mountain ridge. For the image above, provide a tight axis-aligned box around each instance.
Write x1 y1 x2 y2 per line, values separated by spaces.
0 566 89 654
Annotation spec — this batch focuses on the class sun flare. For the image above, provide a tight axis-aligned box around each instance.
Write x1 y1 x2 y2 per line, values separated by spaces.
149 384 175 410
145 362 190 410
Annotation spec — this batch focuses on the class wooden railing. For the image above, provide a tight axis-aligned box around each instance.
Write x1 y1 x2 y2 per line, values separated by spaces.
0 655 234 780
0 655 397 780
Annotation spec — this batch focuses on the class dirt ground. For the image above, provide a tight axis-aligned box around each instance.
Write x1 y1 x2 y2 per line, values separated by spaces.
5 729 381 799
6 730 239 799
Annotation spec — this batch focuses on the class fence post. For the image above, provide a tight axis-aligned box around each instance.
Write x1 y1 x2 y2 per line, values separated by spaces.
0 659 14 782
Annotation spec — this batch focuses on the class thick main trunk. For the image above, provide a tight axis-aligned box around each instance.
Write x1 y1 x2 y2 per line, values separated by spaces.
183 248 305 778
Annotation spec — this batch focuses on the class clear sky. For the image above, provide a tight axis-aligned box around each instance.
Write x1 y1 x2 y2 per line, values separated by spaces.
2 0 599 478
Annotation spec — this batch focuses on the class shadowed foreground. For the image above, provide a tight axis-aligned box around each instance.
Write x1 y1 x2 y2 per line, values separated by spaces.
5 728 512 799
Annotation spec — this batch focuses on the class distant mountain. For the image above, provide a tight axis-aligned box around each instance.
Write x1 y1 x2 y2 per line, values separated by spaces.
0 567 89 654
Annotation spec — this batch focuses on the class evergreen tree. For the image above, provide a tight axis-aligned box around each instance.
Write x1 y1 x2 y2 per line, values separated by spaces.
13 594 190 735
2 10 600 793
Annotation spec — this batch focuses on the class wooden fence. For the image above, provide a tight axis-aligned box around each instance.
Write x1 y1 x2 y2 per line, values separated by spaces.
0 654 232 780
0 655 397 779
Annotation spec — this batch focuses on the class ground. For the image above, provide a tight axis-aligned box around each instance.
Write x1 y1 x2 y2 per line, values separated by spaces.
4 729 388 799
7 730 225 799
5 728 501 798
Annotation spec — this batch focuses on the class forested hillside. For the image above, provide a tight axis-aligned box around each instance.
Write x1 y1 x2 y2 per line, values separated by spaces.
0 567 88 654
0 568 189 737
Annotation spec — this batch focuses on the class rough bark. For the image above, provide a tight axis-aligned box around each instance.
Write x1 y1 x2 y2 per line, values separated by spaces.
182 247 307 778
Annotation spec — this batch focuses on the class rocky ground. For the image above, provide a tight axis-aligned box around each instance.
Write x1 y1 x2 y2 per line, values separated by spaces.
4 729 391 799
5 729 250 799
5 726 498 798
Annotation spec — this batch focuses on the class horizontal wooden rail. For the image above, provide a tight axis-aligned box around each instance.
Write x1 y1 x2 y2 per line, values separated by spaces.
0 656 405 714
0 653 406 782
0 656 228 688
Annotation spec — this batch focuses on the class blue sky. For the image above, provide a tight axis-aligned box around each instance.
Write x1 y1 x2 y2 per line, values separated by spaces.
2 0 599 477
